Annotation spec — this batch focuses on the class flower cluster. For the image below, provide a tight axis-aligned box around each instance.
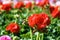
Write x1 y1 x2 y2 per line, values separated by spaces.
14 2 24 9
2 4 12 11
51 6 60 18
0 2 2 5
6 22 20 33
37 0 49 7
25 2 32 8
28 13 50 30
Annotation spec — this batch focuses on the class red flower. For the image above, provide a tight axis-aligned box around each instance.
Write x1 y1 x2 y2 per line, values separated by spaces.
0 2 2 10
28 14 40 28
37 0 48 7
37 13 50 29
25 2 32 8
6 23 20 33
28 13 50 30
2 4 11 11
50 6 55 13
51 6 60 18
14 2 24 9
0 2 2 5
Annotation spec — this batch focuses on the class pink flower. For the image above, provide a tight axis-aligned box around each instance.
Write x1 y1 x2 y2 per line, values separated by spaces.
35 0 42 4
49 0 60 6
0 35 11 40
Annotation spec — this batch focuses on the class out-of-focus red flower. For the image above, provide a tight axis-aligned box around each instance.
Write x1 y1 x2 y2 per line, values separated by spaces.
14 2 24 9
49 0 58 13
50 6 55 13
25 2 32 8
51 6 60 18
0 2 2 10
6 23 20 33
37 0 49 7
2 4 11 11
53 0 56 3
0 2 2 5
28 13 50 30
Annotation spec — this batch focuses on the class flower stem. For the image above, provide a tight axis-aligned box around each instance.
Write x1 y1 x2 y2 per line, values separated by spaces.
30 28 32 40
39 32 40 40
41 33 44 40
36 32 39 40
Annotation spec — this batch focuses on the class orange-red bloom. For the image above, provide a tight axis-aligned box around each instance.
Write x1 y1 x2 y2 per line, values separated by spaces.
51 6 60 18
0 2 2 10
37 0 48 7
2 4 11 11
28 13 50 30
37 13 50 29
25 2 32 8
28 14 40 27
14 2 24 9
0 2 2 5
50 6 55 13
6 23 20 33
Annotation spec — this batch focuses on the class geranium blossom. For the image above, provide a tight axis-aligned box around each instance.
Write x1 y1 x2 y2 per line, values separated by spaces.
25 2 32 8
37 13 50 29
0 2 2 5
51 6 60 18
6 22 20 33
36 0 49 7
28 14 40 27
49 0 60 14
14 2 24 9
2 4 12 11
28 13 50 30
50 6 56 13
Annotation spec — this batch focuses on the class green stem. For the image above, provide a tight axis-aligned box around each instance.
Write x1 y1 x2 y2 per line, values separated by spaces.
39 32 40 40
15 17 17 23
30 28 32 40
41 33 44 40
36 32 39 40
